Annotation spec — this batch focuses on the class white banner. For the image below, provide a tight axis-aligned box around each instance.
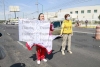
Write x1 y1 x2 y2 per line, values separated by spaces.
19 19 53 53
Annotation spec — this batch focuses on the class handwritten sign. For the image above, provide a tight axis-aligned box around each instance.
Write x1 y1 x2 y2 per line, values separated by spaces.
18 19 53 53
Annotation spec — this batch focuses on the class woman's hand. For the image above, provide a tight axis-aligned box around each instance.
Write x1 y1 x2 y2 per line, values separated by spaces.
60 34 63 36
71 33 73 36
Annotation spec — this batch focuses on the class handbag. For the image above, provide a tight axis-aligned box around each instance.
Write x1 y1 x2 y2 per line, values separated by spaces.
0 46 6 60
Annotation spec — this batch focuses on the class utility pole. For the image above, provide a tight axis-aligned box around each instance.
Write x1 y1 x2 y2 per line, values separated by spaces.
38 3 43 13
2 0 6 21
60 9 61 12
36 0 39 14
23 12 24 18
14 11 16 19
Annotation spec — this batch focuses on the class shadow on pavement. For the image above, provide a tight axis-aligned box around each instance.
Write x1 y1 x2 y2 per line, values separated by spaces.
10 63 26 67
46 45 68 60
92 36 95 39
29 45 68 61
54 36 62 40
29 54 37 61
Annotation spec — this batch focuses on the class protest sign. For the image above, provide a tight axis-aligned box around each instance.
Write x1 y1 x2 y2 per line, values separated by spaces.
19 19 52 53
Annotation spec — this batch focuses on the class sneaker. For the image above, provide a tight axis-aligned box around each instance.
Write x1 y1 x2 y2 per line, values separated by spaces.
67 51 72 54
37 60 40 64
42 59 47 62
61 51 65 55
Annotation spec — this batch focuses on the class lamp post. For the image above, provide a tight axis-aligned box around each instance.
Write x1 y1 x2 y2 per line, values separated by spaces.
35 0 43 13
2 0 6 21
38 3 43 13
35 0 39 14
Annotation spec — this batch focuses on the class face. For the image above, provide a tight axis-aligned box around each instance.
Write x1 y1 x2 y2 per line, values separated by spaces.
40 14 44 20
66 15 70 20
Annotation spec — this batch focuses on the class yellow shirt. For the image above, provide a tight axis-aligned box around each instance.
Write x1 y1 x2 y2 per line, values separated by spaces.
60 20 73 34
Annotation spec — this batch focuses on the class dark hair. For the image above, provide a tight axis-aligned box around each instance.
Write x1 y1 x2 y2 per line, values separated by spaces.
64 14 70 19
38 13 43 20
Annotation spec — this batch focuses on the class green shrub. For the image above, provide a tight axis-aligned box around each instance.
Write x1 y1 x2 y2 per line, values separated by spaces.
72 22 75 24
0 20 5 23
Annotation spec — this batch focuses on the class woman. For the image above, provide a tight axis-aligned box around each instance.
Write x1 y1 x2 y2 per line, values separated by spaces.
36 13 54 64
60 14 73 55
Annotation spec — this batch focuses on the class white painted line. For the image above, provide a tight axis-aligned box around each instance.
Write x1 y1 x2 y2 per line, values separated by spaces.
99 46 100 47
73 31 95 34
7 33 10 35
17 41 27 49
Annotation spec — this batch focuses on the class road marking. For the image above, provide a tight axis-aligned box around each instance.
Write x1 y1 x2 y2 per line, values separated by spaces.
17 41 27 49
73 31 95 34
7 33 10 35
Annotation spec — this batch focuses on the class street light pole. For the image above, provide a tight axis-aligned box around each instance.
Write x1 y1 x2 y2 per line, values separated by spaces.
2 0 6 21
38 3 43 13
36 0 39 14
23 12 24 18
42 5 43 13
14 11 16 19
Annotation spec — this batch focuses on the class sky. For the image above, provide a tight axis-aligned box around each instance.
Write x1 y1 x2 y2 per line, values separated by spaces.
0 0 100 20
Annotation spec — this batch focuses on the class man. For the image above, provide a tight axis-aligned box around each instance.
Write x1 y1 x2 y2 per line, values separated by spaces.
85 20 88 28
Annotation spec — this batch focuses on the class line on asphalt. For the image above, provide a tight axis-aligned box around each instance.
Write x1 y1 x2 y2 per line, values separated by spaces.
6 32 27 49
7 33 10 35
17 41 27 49
73 31 95 34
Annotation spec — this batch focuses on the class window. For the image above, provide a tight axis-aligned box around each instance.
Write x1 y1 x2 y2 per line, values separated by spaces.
70 11 73 14
94 10 97 13
75 11 78 14
53 21 60 28
87 10 91 13
81 10 84 14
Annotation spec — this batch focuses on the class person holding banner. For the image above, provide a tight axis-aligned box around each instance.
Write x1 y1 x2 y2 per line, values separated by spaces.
36 13 54 64
19 13 54 64
60 14 73 55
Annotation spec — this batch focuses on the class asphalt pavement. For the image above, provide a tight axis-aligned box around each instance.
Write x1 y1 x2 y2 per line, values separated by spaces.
0 24 100 67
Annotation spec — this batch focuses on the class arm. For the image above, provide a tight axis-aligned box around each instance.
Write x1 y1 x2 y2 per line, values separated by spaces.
50 23 54 31
49 23 54 35
60 21 64 35
71 21 73 36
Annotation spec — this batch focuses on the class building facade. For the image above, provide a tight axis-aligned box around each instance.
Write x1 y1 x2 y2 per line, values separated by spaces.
58 5 100 21
44 12 56 20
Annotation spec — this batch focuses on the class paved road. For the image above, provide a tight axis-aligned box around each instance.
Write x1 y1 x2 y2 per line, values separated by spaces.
0 24 100 67
73 27 96 33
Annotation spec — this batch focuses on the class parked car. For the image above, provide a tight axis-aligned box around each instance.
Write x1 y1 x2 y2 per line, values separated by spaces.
51 20 63 35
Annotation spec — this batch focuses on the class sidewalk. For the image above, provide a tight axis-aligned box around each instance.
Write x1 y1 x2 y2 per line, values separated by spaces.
73 24 98 28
